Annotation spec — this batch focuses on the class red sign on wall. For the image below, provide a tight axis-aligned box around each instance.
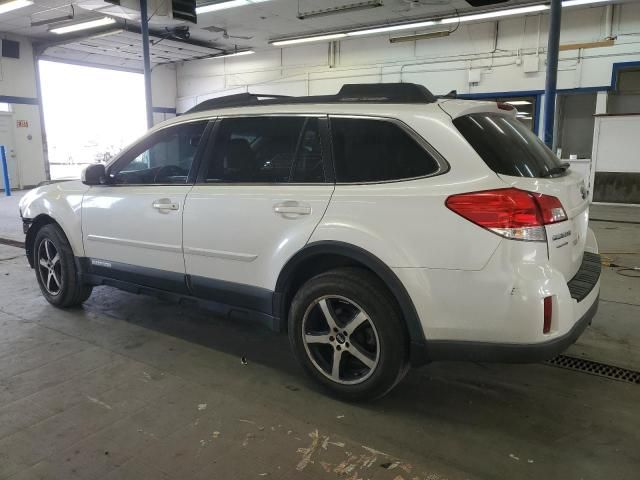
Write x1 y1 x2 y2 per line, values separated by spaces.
16 120 28 128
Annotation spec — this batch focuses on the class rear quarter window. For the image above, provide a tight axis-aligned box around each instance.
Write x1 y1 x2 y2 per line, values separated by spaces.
330 117 441 183
453 113 564 178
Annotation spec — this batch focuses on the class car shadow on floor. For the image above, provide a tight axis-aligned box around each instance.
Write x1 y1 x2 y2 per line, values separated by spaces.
69 285 640 479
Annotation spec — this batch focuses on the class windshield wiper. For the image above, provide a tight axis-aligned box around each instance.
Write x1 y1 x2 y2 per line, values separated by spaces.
541 162 570 178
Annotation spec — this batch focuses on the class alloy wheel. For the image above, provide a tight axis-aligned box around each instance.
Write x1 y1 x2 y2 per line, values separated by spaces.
37 239 62 296
302 295 380 385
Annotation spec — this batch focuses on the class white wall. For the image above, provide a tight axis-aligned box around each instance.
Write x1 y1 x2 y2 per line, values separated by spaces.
0 35 46 188
151 63 178 125
176 2 640 121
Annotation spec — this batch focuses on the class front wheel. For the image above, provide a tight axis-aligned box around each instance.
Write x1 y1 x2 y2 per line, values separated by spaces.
288 268 409 401
34 224 92 308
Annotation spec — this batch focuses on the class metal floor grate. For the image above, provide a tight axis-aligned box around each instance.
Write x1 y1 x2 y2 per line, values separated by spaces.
546 355 640 384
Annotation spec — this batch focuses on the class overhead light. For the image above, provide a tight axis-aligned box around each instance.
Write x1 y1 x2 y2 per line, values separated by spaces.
297 1 383 20
50 17 116 35
518 116 533 120
88 28 124 40
389 30 450 43
562 0 612 6
440 4 548 24
31 13 74 27
0 0 33 16
507 100 532 106
196 0 270 14
271 33 347 46
269 1 610 47
212 50 255 59
348 20 437 36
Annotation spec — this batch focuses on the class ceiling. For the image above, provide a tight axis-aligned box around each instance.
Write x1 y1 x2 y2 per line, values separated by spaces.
0 0 574 70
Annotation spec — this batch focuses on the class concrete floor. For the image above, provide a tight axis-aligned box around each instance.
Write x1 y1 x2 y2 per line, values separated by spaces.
0 195 639 479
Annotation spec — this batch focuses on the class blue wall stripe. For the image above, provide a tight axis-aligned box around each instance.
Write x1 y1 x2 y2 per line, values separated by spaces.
0 95 39 105
152 106 177 114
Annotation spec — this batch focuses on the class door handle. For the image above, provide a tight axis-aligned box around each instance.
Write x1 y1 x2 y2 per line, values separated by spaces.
152 199 179 212
273 202 311 216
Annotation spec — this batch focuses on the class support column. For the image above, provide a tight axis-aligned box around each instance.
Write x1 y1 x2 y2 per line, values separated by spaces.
543 0 562 148
140 0 154 129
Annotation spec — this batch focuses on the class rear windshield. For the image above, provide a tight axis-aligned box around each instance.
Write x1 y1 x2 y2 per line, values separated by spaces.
454 113 564 178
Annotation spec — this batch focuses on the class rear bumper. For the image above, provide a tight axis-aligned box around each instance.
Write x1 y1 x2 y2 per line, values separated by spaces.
399 233 601 365
425 294 598 363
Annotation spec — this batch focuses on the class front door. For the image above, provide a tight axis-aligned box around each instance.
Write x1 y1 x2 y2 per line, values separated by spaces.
183 116 334 311
82 120 210 292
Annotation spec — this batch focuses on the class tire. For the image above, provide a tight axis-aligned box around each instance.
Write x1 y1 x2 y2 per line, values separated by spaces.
33 224 93 308
288 267 409 401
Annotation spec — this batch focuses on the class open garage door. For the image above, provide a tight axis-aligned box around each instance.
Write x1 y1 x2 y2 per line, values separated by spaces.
38 60 147 180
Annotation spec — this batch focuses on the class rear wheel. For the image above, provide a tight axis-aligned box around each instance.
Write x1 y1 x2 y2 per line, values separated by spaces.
34 224 92 307
289 268 409 401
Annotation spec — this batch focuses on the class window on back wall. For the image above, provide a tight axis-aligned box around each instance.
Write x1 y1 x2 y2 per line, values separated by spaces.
608 68 640 115
556 92 597 160
0 103 11 112
493 96 537 131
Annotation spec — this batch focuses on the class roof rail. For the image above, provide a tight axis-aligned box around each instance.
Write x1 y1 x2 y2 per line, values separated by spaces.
187 93 292 114
185 82 437 114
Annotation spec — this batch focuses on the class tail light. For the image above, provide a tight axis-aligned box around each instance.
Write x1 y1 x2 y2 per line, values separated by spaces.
445 188 567 242
543 296 553 334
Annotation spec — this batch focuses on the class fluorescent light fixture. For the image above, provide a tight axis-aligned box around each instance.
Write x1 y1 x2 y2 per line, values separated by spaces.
562 0 612 6
269 0 610 47
0 0 33 16
298 1 382 20
196 0 270 14
518 116 533 120
89 28 124 40
212 50 255 59
348 20 437 36
31 13 74 27
440 4 548 24
271 33 347 46
507 100 532 106
50 17 116 34
389 30 450 43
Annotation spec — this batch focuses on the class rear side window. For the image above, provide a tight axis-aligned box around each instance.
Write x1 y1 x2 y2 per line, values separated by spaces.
330 118 440 183
454 113 564 178
204 116 324 183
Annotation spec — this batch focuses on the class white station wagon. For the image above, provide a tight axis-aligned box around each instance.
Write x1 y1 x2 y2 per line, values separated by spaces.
19 83 600 400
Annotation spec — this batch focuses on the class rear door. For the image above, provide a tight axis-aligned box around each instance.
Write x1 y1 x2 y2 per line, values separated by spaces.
452 111 589 280
182 115 334 307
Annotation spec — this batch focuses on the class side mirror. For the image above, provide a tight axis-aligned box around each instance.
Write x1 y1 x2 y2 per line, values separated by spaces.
82 164 106 186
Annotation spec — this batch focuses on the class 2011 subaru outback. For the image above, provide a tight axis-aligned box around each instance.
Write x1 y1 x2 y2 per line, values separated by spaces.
19 83 600 400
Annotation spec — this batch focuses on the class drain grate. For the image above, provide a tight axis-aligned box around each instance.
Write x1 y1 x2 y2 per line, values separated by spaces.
546 355 640 384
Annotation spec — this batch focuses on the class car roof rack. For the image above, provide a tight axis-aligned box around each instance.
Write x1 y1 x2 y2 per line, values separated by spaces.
185 83 437 114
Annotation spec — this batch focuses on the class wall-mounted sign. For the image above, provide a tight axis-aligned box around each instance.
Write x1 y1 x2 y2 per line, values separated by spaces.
16 120 28 128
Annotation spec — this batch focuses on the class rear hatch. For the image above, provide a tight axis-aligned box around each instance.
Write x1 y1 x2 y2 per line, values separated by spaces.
448 105 589 281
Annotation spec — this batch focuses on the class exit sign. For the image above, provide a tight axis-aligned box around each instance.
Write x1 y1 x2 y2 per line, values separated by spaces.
16 120 28 128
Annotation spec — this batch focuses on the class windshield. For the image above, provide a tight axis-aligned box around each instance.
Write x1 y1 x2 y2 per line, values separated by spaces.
454 113 565 178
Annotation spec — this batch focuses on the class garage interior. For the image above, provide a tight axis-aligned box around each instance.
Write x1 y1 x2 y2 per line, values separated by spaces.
1 0 639 478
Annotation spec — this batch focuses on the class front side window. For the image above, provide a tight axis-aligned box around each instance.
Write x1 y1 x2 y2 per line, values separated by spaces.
109 121 207 184
330 117 440 183
203 116 324 183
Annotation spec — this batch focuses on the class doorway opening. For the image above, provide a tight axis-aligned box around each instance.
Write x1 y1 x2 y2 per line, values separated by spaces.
39 61 147 180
